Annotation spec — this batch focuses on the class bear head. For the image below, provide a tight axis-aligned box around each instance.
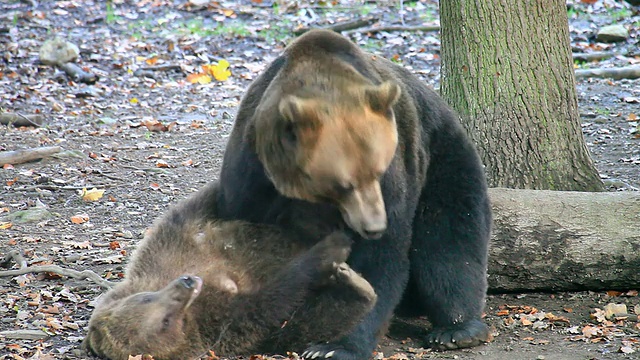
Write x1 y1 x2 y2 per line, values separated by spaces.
84 274 235 360
254 80 400 239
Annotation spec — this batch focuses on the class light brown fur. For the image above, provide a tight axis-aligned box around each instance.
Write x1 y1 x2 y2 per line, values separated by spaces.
84 182 377 360
251 49 400 239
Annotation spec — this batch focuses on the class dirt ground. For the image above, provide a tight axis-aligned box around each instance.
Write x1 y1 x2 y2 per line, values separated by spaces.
1 0 639 359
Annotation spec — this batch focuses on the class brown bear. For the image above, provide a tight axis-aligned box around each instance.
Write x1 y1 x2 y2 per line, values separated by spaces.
83 181 377 360
215 29 492 359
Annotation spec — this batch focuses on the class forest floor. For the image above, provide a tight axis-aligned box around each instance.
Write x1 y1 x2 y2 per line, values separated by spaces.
1 0 639 359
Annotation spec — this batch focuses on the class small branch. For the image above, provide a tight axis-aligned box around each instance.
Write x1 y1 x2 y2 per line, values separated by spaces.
1 250 27 269
575 66 640 80
0 113 44 127
572 51 616 62
294 16 379 35
0 264 115 289
0 146 62 166
141 64 182 72
58 62 99 84
343 24 440 36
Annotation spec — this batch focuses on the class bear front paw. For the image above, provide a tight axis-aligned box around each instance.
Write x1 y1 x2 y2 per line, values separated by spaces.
301 342 359 360
424 319 490 350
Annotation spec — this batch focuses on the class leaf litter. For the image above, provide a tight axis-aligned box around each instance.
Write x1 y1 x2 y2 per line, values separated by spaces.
1 0 639 359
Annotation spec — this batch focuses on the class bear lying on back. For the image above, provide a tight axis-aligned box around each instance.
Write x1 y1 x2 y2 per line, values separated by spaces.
83 181 376 360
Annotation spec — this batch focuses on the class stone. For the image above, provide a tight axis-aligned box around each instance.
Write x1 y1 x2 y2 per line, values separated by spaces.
596 25 629 43
39 37 80 65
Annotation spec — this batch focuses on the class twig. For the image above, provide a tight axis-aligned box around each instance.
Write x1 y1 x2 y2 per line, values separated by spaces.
1 250 27 269
12 184 99 191
141 64 182 72
0 146 62 166
343 24 440 36
294 16 379 35
0 113 44 127
575 66 640 80
0 264 115 289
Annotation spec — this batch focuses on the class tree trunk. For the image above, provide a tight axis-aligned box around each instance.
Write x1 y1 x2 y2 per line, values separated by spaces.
488 188 640 293
439 0 603 192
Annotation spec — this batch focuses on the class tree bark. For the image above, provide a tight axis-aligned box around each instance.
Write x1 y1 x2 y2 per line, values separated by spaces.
488 188 640 293
440 0 603 191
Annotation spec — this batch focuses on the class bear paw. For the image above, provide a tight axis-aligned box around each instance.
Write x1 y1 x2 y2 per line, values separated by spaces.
311 231 353 270
332 263 376 301
301 342 359 360
424 319 490 350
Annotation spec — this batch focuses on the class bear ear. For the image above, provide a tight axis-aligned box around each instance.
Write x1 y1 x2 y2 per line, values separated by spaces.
278 95 307 123
365 81 401 114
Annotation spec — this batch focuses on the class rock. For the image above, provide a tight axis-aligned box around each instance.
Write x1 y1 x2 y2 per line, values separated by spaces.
604 303 628 319
596 25 629 43
39 37 80 65
7 208 52 223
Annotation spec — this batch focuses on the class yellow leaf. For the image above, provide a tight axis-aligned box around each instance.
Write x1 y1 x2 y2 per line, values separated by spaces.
203 60 231 81
81 187 106 201
0 222 13 230
130 97 139 104
186 72 212 84
145 57 159 65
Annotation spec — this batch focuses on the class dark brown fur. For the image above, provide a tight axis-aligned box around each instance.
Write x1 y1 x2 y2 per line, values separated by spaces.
216 29 492 359
83 182 377 360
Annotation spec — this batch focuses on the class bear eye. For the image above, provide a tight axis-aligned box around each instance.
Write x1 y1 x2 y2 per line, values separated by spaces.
333 182 354 196
161 316 171 331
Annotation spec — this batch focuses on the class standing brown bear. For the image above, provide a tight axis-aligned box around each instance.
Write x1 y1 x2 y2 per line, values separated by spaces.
83 181 377 360
215 29 492 359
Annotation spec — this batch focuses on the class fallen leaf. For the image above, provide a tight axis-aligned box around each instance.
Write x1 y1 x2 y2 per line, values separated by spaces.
109 241 120 250
186 72 212 84
70 214 90 224
203 60 231 81
620 346 635 354
582 325 601 338
81 187 105 201
0 222 13 229
6 177 17 186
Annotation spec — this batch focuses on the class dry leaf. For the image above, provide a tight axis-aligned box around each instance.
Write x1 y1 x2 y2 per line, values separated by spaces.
70 214 89 224
6 177 17 186
0 222 13 230
81 187 106 201
186 72 212 84
109 241 121 250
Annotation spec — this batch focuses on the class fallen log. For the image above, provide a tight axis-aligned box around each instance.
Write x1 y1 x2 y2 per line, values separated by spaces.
343 24 440 36
59 62 98 84
294 16 379 35
488 188 640 293
574 65 640 80
0 146 62 166
0 113 44 127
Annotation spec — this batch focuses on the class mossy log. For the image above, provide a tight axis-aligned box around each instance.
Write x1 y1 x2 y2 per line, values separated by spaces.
488 188 640 293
